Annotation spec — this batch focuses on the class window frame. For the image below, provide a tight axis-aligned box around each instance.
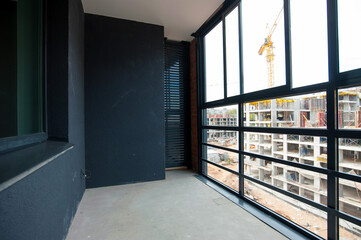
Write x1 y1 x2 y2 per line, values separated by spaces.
194 0 361 239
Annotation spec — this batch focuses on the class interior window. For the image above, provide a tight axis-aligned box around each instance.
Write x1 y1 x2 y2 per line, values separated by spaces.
0 0 43 138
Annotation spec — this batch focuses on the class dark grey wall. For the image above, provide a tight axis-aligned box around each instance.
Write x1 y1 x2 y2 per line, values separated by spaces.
85 14 165 188
47 0 69 140
0 151 80 240
0 0 85 239
68 0 85 192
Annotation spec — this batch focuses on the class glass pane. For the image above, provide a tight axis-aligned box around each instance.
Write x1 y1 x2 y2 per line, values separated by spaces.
205 163 239 192
205 22 224 102
226 7 240 97
244 156 327 205
290 0 328 88
339 218 361 240
242 0 286 93
204 129 238 150
339 138 361 176
338 87 361 130
243 92 327 128
244 132 273 157
0 0 43 138
205 105 238 126
338 0 361 72
245 179 327 238
203 145 239 172
339 178 361 219
244 132 327 169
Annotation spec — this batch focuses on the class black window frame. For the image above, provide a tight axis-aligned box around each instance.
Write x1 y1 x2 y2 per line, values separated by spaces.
0 0 48 154
194 0 361 239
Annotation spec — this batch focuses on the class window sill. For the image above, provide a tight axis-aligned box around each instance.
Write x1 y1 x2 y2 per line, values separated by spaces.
195 174 312 240
0 133 48 153
0 141 73 192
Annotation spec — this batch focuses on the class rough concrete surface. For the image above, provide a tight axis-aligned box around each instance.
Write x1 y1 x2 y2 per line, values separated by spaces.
66 170 288 240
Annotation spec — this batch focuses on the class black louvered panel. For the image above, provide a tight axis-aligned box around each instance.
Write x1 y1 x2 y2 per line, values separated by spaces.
164 41 190 168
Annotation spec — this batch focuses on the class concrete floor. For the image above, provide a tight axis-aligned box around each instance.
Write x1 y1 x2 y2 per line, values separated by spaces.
66 170 288 240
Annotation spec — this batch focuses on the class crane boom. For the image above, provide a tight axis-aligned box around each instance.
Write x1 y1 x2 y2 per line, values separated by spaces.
268 7 284 41
258 6 284 87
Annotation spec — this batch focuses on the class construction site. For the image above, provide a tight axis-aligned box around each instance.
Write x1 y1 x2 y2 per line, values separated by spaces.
205 87 361 239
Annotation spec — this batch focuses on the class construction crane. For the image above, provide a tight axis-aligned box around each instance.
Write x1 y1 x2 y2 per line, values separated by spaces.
258 6 284 88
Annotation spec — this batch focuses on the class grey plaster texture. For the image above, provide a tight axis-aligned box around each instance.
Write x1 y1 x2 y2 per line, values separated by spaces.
66 170 288 240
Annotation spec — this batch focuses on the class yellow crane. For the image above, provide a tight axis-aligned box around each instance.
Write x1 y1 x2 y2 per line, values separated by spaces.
258 6 284 88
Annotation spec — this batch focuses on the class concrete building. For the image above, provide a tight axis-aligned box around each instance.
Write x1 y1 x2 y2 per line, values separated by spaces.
242 89 361 235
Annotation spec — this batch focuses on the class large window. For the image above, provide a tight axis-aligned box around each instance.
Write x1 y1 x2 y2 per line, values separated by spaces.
0 0 44 139
198 1 361 239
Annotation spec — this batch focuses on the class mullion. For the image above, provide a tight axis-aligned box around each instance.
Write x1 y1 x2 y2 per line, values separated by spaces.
238 2 244 96
202 81 329 107
223 15 227 99
284 0 292 90
202 125 239 131
240 83 328 101
201 38 207 105
326 0 339 238
242 127 328 136
201 97 240 109
202 143 239 154
326 60 338 240
237 2 244 199
239 101 244 198
336 172 361 183
202 81 330 108
242 151 329 175
202 159 239 176
338 70 361 83
335 130 361 139
336 210 361 228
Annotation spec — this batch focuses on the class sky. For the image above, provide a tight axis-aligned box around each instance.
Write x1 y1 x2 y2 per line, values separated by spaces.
242 0 286 93
205 0 361 102
338 0 361 72
205 22 224 102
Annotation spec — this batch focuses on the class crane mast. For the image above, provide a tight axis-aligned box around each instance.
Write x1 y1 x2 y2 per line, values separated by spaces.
258 6 284 88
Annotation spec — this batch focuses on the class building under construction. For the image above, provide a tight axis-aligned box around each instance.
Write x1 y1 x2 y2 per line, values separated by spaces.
206 87 361 236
